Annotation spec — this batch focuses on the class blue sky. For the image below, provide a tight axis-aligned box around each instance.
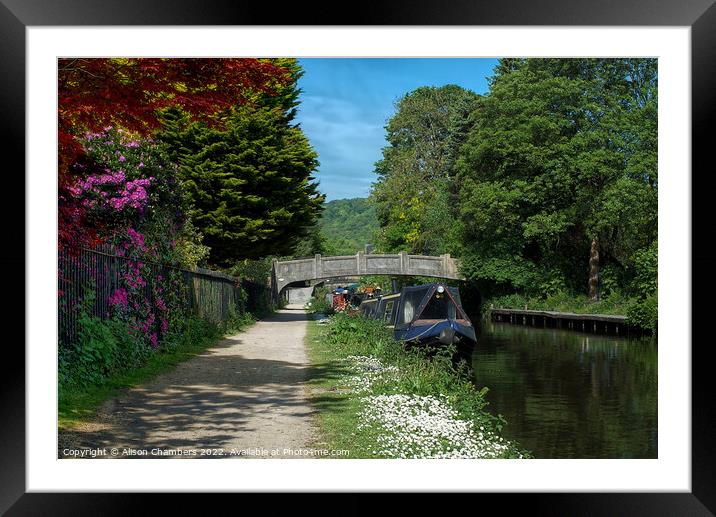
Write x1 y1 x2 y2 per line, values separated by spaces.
295 58 499 201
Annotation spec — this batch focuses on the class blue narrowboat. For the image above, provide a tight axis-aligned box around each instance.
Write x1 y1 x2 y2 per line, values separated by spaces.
358 282 476 347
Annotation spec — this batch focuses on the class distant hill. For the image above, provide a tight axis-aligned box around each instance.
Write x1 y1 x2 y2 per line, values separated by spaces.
319 198 379 255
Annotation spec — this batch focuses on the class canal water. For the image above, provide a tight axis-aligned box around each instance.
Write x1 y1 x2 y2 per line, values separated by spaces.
470 320 657 458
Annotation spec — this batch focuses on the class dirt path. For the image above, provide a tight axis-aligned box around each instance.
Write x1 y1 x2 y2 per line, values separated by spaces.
59 307 316 458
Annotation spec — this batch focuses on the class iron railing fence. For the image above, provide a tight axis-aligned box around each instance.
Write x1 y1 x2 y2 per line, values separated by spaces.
58 246 270 347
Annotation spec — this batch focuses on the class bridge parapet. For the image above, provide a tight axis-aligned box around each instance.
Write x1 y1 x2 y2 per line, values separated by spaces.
272 251 463 297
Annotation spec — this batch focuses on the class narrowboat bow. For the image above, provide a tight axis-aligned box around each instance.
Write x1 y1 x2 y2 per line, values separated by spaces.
358 282 476 347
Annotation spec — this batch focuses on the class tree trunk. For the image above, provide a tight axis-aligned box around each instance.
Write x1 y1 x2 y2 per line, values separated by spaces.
588 237 600 301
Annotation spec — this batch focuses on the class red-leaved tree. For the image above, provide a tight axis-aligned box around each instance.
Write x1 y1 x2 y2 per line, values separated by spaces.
58 58 290 248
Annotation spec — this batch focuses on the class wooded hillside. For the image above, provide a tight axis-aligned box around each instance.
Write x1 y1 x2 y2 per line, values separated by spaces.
318 198 379 255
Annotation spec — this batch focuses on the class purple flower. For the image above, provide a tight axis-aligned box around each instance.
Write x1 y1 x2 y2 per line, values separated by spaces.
127 228 146 248
108 288 128 308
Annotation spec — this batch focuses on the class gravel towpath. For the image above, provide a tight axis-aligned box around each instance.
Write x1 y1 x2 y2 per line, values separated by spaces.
59 307 316 459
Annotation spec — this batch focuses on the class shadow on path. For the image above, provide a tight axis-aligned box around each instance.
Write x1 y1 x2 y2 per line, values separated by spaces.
59 310 343 458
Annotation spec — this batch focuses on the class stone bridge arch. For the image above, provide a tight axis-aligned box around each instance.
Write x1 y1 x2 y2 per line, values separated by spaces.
271 251 463 299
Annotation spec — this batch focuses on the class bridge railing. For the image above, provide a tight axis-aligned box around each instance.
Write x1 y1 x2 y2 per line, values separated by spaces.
272 252 462 296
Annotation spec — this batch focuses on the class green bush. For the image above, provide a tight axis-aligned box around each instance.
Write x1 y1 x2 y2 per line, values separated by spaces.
543 290 580 311
631 241 658 297
599 264 623 299
626 293 658 334
60 311 148 391
161 312 218 352
488 293 529 311
307 286 335 315
538 270 566 298
60 290 257 396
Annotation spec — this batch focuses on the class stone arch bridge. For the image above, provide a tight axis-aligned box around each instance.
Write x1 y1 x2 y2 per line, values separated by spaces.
271 252 463 299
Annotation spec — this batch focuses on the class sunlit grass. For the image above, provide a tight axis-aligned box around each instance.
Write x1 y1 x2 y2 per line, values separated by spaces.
305 314 529 459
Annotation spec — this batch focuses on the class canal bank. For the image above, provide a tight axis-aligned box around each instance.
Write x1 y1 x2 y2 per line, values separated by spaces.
470 319 657 458
305 312 528 459
489 308 636 336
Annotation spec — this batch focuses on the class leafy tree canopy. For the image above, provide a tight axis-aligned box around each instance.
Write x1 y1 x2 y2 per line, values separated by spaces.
371 85 481 254
456 58 657 297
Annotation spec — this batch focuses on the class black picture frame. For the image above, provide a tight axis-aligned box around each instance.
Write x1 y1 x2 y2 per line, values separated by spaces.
3 0 713 513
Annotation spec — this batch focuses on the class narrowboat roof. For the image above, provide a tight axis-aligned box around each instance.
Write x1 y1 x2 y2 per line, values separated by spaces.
359 292 400 303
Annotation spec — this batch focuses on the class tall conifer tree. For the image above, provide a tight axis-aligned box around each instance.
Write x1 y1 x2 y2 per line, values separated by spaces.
159 59 324 267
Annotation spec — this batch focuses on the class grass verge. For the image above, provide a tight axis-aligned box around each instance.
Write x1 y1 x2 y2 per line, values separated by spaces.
58 314 256 430
305 312 529 459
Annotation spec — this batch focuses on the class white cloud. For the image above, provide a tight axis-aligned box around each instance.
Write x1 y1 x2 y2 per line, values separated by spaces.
296 94 386 200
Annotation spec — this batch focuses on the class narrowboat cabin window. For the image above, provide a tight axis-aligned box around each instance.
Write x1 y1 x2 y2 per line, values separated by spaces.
396 287 431 330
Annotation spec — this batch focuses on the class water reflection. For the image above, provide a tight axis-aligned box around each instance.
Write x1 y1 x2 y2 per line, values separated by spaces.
471 321 657 458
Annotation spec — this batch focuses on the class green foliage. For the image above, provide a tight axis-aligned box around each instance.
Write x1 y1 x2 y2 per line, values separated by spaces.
626 293 658 334
371 85 480 254
538 269 568 298
174 220 211 269
631 240 658 297
598 264 618 299
306 286 335 315
156 313 222 353
60 292 153 391
61 313 137 388
487 290 649 324
460 253 541 298
291 222 329 257
158 59 324 267
623 240 657 332
223 304 256 335
230 257 274 283
318 198 379 255
455 58 658 298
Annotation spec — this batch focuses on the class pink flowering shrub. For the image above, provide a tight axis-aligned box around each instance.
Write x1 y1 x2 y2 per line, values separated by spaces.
61 128 191 351
105 226 188 350
67 127 184 229
108 288 129 308
59 128 252 391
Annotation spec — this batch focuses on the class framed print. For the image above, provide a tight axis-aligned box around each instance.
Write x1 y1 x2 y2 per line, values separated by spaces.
3 0 714 513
